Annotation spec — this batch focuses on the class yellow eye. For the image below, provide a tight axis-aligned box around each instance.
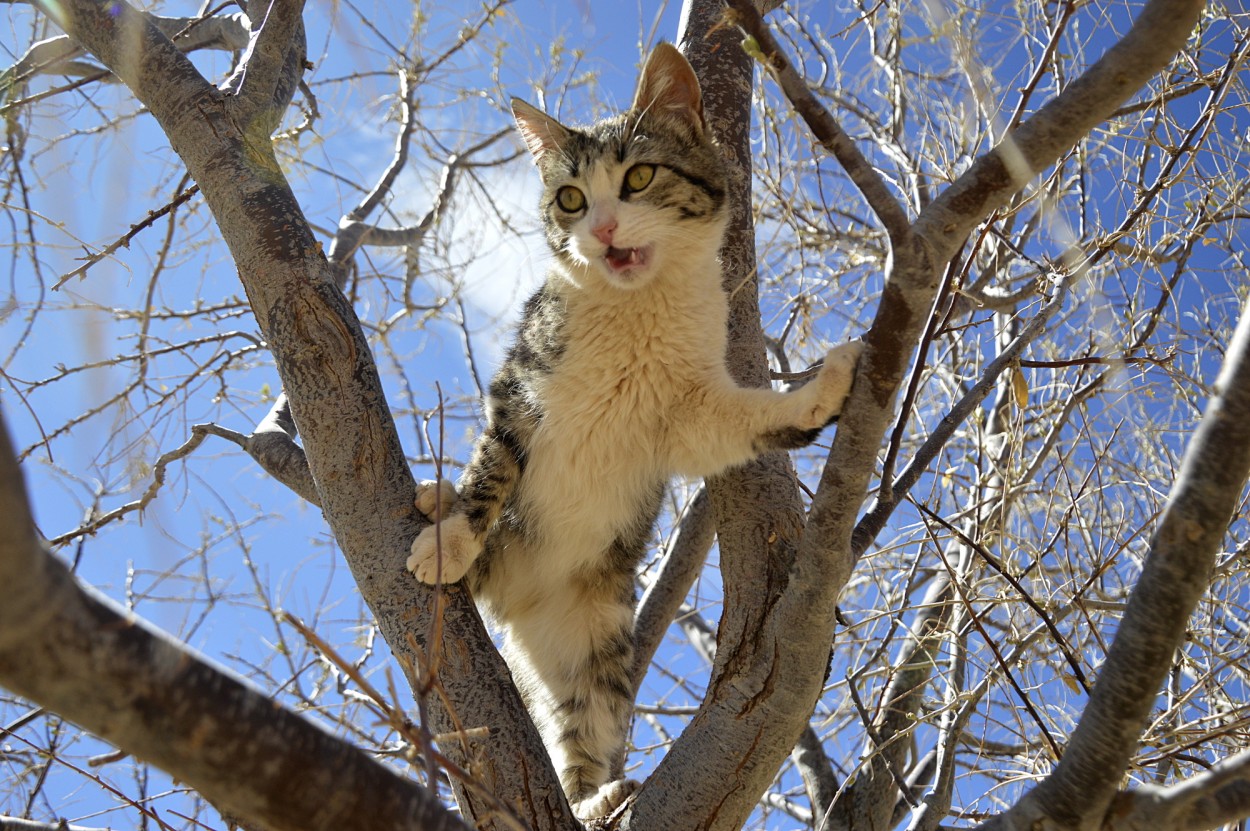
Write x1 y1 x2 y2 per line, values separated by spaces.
625 164 655 193
556 186 585 212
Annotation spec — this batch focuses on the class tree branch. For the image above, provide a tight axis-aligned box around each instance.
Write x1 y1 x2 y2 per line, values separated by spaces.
981 294 1250 827
1105 750 1250 831
792 726 841 830
1 11 251 103
631 486 715 694
0 407 472 831
833 574 953 830
724 0 912 242
0 819 108 831
223 0 307 134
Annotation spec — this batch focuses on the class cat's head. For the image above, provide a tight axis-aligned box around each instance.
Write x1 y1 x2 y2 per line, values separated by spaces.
511 43 728 291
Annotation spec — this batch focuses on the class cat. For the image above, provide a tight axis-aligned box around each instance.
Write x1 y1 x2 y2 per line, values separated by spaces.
407 42 864 820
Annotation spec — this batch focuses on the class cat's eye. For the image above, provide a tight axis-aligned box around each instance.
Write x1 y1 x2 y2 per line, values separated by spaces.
624 164 655 193
556 186 586 213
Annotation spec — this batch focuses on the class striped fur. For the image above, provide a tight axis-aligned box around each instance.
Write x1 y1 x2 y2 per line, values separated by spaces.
408 43 863 819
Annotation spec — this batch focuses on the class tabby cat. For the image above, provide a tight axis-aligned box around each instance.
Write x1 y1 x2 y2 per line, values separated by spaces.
408 43 864 819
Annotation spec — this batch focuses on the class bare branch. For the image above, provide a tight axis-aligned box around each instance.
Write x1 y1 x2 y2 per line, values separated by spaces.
0 819 108 831
724 0 912 242
53 183 199 289
631 486 714 694
0 407 472 831
46 426 210 547
32 0 570 826
982 295 1250 827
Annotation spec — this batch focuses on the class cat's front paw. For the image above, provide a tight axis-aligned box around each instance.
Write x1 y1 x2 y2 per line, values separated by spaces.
572 778 640 820
407 513 481 584
414 479 458 521
800 340 865 429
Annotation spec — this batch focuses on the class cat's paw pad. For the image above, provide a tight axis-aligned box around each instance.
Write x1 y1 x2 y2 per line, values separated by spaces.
571 778 640 820
801 340 865 428
407 513 481 584
414 479 457 521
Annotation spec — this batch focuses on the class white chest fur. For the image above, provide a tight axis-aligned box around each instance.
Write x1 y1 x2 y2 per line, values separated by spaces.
514 259 728 573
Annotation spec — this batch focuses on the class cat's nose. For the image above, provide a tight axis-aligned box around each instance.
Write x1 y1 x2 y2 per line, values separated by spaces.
591 219 617 245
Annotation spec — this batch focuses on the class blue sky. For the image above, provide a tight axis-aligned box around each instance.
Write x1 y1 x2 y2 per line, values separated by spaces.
1 0 1248 828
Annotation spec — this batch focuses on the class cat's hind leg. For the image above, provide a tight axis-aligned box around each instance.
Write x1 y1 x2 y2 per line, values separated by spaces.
503 580 639 819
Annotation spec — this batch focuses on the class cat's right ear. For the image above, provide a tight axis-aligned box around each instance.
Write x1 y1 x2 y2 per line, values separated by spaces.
632 42 705 135
511 99 570 166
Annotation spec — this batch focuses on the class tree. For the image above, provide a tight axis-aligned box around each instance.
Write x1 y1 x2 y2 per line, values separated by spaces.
0 0 1247 828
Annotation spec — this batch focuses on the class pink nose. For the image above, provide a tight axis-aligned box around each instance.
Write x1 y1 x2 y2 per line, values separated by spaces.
592 219 617 245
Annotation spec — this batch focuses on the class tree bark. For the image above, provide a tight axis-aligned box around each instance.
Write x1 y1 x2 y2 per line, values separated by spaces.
0 409 472 831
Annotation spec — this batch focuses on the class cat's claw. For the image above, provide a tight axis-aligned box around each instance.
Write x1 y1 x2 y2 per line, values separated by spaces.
572 778 640 820
801 340 865 429
407 513 481 584
414 478 458 521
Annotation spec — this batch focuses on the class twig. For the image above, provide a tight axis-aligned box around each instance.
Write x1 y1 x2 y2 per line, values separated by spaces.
723 0 911 242
47 426 210 547
53 184 200 289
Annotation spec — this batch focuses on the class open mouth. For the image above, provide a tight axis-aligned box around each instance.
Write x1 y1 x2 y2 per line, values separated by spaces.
604 245 650 273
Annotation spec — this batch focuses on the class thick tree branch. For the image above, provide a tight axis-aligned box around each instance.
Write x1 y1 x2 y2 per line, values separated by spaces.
1103 750 1250 831
0 407 471 831
223 0 307 135
631 486 715 694
686 2 1209 828
980 294 1250 827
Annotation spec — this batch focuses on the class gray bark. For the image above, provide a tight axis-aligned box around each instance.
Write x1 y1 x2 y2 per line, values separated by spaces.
0 410 471 831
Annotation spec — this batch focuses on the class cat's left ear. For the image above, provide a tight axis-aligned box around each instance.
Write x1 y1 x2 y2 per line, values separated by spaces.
512 99 571 166
631 42 706 135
